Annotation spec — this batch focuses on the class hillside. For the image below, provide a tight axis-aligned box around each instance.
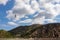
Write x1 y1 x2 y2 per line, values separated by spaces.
9 23 60 38
0 30 14 38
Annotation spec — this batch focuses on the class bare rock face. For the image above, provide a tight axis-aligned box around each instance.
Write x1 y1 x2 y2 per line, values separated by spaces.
9 23 60 38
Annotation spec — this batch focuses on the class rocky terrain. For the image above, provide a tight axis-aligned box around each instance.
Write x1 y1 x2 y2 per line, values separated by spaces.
8 23 60 38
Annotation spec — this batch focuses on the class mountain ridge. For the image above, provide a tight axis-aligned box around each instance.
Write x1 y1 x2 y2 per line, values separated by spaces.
9 23 60 38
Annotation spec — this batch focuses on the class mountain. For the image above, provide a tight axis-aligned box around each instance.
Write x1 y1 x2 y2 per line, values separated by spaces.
9 23 60 38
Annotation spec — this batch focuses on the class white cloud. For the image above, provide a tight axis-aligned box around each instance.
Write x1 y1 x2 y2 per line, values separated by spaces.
32 16 45 24
6 10 15 20
19 19 32 23
8 22 18 26
45 19 57 23
44 3 60 19
6 0 60 25
0 0 8 5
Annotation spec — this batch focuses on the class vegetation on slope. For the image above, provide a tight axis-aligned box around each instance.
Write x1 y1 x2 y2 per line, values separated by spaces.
0 30 14 38
0 23 60 38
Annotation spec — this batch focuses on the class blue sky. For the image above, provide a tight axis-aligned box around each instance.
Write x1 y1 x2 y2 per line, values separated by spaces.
0 0 60 30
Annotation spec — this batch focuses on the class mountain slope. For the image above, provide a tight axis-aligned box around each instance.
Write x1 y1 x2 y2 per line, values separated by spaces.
9 23 60 38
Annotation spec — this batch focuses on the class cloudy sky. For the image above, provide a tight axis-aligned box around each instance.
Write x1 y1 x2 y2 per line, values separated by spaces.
0 0 60 30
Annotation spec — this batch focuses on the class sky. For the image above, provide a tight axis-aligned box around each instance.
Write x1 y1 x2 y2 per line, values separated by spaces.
0 0 60 30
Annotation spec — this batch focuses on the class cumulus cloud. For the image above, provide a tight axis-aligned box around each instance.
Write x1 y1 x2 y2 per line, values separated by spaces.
0 0 8 5
6 0 60 25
